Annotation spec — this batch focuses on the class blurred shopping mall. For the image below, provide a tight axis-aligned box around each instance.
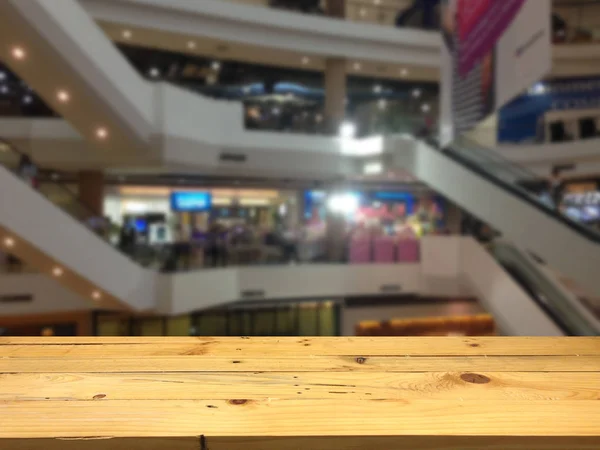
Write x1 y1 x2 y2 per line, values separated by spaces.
0 0 599 337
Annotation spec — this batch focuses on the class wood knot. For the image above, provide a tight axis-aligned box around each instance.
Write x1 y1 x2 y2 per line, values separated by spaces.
228 399 249 405
461 373 490 384
469 343 480 348
92 394 106 400
355 357 367 364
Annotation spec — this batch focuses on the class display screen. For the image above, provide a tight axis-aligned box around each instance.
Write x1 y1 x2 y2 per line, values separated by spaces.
170 191 212 212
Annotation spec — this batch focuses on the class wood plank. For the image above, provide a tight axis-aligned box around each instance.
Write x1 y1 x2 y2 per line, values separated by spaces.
1 399 599 438
1 355 599 373
2 436 600 450
1 337 599 356
1 371 598 401
206 436 600 450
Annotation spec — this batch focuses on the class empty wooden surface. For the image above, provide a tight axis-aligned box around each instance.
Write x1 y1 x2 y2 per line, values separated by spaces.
0 337 599 450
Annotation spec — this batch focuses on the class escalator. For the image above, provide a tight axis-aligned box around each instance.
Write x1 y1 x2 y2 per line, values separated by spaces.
392 135 600 299
0 139 157 311
489 240 600 335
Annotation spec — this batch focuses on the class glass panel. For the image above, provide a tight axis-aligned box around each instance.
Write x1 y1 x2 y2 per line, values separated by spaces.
167 315 192 336
444 135 600 242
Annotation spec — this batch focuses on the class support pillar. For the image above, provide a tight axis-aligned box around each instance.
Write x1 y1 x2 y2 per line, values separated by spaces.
324 58 347 135
78 170 105 217
324 0 347 135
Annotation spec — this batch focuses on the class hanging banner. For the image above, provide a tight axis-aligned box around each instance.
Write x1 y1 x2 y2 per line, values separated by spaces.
440 0 552 145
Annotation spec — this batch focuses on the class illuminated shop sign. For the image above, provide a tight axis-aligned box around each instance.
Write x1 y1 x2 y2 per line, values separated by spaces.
170 192 212 212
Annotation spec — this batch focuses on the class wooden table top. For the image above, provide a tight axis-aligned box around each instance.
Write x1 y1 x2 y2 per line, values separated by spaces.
1 337 599 450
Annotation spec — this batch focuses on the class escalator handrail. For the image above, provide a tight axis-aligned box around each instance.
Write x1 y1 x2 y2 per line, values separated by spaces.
0 137 99 221
423 136 600 244
492 240 600 336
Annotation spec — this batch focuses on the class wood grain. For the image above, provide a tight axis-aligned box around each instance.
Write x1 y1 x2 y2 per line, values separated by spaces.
1 337 599 449
1 337 599 355
2 355 599 372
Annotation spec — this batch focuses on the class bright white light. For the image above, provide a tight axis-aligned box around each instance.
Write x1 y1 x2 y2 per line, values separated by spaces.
23 95 32 105
211 61 221 71
412 88 422 98
327 193 360 215
378 99 387 110
363 162 383 175
0 85 8 94
373 84 382 94
400 68 408 77
353 62 361 71
187 40 196 50
148 67 160 78
11 47 26 60
57 90 70 103
302 56 310 65
341 135 383 156
529 82 546 95
4 237 15 248
52 267 63 277
122 29 132 39
339 121 356 139
92 290 102 301
278 203 287 216
421 103 431 113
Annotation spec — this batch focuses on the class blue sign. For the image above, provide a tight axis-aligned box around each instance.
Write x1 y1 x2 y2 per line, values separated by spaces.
498 76 600 143
170 191 212 212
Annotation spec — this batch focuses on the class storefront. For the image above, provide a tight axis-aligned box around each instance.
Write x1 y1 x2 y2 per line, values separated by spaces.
303 190 448 237
103 186 299 244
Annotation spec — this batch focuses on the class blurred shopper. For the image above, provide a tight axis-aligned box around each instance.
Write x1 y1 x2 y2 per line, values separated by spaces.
173 225 192 271
18 153 38 189
205 223 227 268
118 221 137 257
549 167 564 210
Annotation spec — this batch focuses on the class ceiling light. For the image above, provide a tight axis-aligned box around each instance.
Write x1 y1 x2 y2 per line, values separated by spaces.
412 88 422 98
302 56 310 65
353 62 361 71
11 47 26 60
95 127 108 140
359 7 367 17
148 67 160 78
211 61 221 71
92 290 102 301
52 267 63 277
0 85 9 95
373 84 382 94
187 40 196 50
0 72 5 81
315 114 323 123
57 90 70 103
421 103 431 113
378 99 387 110
400 68 408 77
122 29 132 39
4 237 15 248
23 95 32 105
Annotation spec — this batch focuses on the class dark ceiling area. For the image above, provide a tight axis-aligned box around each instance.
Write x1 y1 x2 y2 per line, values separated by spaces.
0 41 438 120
